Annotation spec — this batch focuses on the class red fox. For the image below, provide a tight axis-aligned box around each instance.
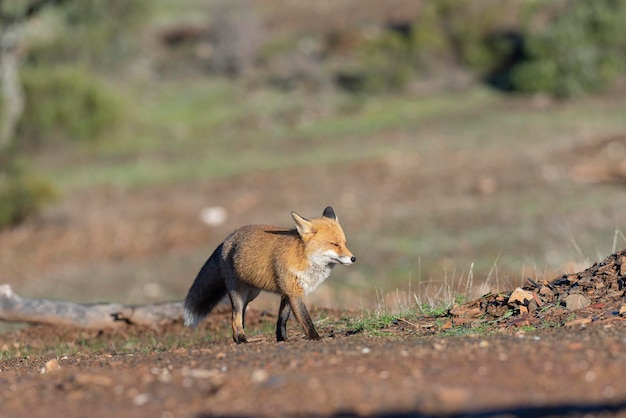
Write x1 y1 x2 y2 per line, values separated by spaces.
183 206 355 343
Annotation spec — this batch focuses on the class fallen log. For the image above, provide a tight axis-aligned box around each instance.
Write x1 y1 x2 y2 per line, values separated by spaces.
0 284 183 329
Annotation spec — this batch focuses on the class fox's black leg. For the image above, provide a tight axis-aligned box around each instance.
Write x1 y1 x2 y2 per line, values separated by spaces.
276 295 292 342
288 296 320 340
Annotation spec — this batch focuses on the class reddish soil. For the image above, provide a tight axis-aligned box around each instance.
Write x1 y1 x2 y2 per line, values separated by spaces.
2 250 626 417
2 323 626 418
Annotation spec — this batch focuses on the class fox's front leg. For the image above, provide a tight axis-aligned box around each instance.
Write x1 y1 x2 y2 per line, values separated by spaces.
288 295 320 340
276 295 292 342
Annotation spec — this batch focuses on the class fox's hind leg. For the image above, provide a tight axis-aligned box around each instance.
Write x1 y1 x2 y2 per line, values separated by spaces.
228 285 260 344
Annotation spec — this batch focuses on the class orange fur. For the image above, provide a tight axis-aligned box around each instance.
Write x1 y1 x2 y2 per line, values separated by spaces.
183 207 355 343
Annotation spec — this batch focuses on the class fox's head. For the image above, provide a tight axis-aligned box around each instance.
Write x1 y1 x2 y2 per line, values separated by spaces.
291 206 356 266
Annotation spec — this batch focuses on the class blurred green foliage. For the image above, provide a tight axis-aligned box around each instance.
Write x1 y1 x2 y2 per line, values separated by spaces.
0 0 148 228
0 158 57 228
332 0 517 93
3 0 626 230
327 0 626 96
347 31 414 93
418 0 514 72
18 66 123 144
26 0 150 68
15 0 149 146
511 0 626 97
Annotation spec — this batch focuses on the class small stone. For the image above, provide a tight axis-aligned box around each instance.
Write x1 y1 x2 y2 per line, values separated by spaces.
449 306 482 318
508 288 534 306
75 373 114 386
433 385 470 404
585 371 596 382
564 318 592 327
452 317 477 326
565 293 591 310
251 369 268 383
199 206 227 226
619 305 626 316
182 368 219 379
539 286 554 298
42 359 61 374
132 393 150 406
433 343 445 351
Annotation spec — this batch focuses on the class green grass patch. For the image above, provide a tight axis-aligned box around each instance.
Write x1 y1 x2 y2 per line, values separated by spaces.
39 82 498 192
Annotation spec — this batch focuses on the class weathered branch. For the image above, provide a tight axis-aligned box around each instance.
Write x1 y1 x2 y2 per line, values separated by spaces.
0 284 183 329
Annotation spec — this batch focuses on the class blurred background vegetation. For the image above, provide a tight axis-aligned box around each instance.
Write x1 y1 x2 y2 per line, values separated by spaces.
1 0 626 310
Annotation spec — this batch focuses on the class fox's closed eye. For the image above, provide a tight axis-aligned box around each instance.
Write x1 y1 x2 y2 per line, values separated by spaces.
330 242 340 247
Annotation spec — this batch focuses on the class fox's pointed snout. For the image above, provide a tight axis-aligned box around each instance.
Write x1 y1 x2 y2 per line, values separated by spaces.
336 254 356 265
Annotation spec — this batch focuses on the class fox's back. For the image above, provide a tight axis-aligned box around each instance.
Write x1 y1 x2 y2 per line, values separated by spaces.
220 224 306 292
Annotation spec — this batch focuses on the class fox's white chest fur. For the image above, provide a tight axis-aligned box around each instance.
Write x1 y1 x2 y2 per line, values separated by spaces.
291 250 337 294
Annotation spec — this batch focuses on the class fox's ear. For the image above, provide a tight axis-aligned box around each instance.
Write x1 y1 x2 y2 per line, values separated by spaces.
292 211 315 236
323 206 337 221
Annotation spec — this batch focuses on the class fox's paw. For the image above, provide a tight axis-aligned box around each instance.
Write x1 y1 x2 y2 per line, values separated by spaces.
233 333 248 344
307 332 321 341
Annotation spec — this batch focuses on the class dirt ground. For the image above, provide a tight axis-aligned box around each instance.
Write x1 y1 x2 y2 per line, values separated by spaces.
2 250 626 418
1 314 626 417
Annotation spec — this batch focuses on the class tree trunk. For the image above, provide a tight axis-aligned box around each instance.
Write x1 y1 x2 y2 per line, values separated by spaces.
0 284 183 329
0 24 24 152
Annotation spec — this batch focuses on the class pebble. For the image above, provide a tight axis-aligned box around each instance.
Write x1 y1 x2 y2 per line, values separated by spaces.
251 369 269 383
433 386 470 404
133 393 150 406
182 368 219 379
564 294 591 310
75 374 114 386
41 359 61 374
508 288 534 305
603 386 616 398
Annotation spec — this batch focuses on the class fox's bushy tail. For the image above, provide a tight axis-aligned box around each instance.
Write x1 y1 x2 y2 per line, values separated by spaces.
183 244 228 327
